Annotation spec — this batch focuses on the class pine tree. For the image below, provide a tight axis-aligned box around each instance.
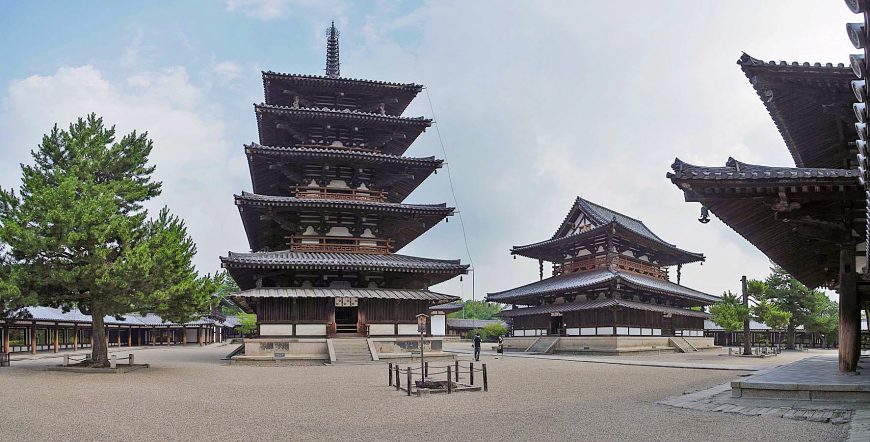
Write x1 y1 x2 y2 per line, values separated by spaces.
0 114 217 366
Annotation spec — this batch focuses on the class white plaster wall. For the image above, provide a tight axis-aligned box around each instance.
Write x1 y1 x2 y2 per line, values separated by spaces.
369 324 395 336
431 314 446 336
397 324 418 335
260 324 293 336
295 324 327 336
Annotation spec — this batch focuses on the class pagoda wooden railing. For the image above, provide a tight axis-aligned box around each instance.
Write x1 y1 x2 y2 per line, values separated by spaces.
292 185 387 203
296 143 380 153
288 236 393 254
557 255 668 280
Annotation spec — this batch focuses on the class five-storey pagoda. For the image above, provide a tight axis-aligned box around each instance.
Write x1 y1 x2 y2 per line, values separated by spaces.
488 197 717 352
221 24 467 338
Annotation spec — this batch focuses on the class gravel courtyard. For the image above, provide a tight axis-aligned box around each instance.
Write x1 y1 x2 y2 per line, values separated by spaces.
0 345 847 441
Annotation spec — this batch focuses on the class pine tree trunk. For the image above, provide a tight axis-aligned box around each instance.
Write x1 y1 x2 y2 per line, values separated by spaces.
786 319 795 350
90 306 109 367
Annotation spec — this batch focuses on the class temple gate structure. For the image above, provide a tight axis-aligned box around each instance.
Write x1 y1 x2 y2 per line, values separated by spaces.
667 47 869 371
221 23 467 349
488 197 717 354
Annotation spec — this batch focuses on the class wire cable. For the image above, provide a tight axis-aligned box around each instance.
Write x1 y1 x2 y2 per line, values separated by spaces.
424 88 476 302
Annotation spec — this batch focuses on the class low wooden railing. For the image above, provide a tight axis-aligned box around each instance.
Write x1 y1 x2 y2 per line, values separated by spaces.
292 185 387 203
556 255 667 280
288 236 393 254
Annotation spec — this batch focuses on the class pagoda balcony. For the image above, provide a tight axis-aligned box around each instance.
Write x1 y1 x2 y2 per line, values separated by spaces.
557 255 668 280
292 185 387 203
287 236 393 254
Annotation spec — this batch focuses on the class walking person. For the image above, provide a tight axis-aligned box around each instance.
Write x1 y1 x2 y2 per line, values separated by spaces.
496 336 504 359
473 332 481 361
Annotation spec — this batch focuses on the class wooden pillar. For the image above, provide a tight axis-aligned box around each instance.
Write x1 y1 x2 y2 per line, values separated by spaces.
73 324 79 351
117 328 121 347
741 276 751 356
128 328 132 347
53 325 59 353
3 323 9 354
183 328 188 346
31 321 37 354
197 327 203 346
839 244 860 372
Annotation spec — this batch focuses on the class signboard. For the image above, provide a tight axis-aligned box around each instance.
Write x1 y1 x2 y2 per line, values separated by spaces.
334 297 358 307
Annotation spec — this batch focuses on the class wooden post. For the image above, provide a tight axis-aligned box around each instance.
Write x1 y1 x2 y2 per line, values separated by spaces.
388 363 393 386
116 328 121 348
198 327 203 346
72 324 78 351
406 368 411 396
424 361 429 378
741 276 751 356
395 365 400 391
447 366 452 394
455 360 459 382
3 324 9 354
839 244 860 372
31 321 36 355
183 328 188 346
482 363 488 391
128 328 132 347
53 325 59 353
470 362 474 385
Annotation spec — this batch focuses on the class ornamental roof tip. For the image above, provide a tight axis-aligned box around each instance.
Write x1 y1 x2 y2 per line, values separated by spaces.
737 52 846 69
261 70 424 89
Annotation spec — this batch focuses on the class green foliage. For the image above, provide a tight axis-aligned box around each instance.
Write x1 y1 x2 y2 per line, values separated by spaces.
447 300 502 320
464 322 508 341
754 266 818 327
803 291 839 340
709 291 750 332
482 322 508 338
237 313 257 336
0 114 217 365
214 271 243 316
752 298 791 330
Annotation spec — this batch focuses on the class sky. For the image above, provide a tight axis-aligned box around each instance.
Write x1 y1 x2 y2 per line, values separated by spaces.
0 1 858 302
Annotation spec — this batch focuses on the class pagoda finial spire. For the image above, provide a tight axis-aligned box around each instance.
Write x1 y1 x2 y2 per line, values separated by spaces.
325 21 340 78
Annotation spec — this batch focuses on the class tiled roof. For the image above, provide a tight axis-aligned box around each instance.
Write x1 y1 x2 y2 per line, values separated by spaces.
262 71 423 90
429 301 464 312
4 306 225 327
668 158 859 181
446 318 508 330
221 251 469 273
233 287 457 301
255 104 431 125
235 191 454 214
498 298 709 318
704 319 803 331
552 197 672 245
245 143 442 167
736 53 856 169
486 268 717 304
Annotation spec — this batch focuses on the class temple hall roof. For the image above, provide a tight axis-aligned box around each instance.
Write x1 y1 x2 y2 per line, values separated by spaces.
667 158 865 288
233 287 457 302
737 53 856 169
497 298 709 319
486 268 717 305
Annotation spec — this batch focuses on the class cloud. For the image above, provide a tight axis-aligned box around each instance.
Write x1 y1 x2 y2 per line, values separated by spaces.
0 65 249 276
225 0 343 20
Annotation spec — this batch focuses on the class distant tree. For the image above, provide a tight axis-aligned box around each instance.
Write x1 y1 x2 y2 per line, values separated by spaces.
447 300 502 320
237 313 258 336
213 271 243 316
709 291 749 333
804 292 839 348
752 298 792 331
482 322 508 339
0 114 217 366
752 266 820 349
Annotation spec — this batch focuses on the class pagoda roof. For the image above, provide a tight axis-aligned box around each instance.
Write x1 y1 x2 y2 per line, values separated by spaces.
245 143 442 202
512 220 704 266
497 298 709 319
737 53 856 169
667 158 865 288
262 71 423 116
486 268 717 305
221 251 468 290
552 197 670 242
235 192 453 252
255 104 431 155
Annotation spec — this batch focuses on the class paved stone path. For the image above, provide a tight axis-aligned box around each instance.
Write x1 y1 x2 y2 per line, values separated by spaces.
447 348 766 371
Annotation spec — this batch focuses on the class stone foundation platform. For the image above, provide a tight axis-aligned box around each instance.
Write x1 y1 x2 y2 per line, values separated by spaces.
732 355 870 402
